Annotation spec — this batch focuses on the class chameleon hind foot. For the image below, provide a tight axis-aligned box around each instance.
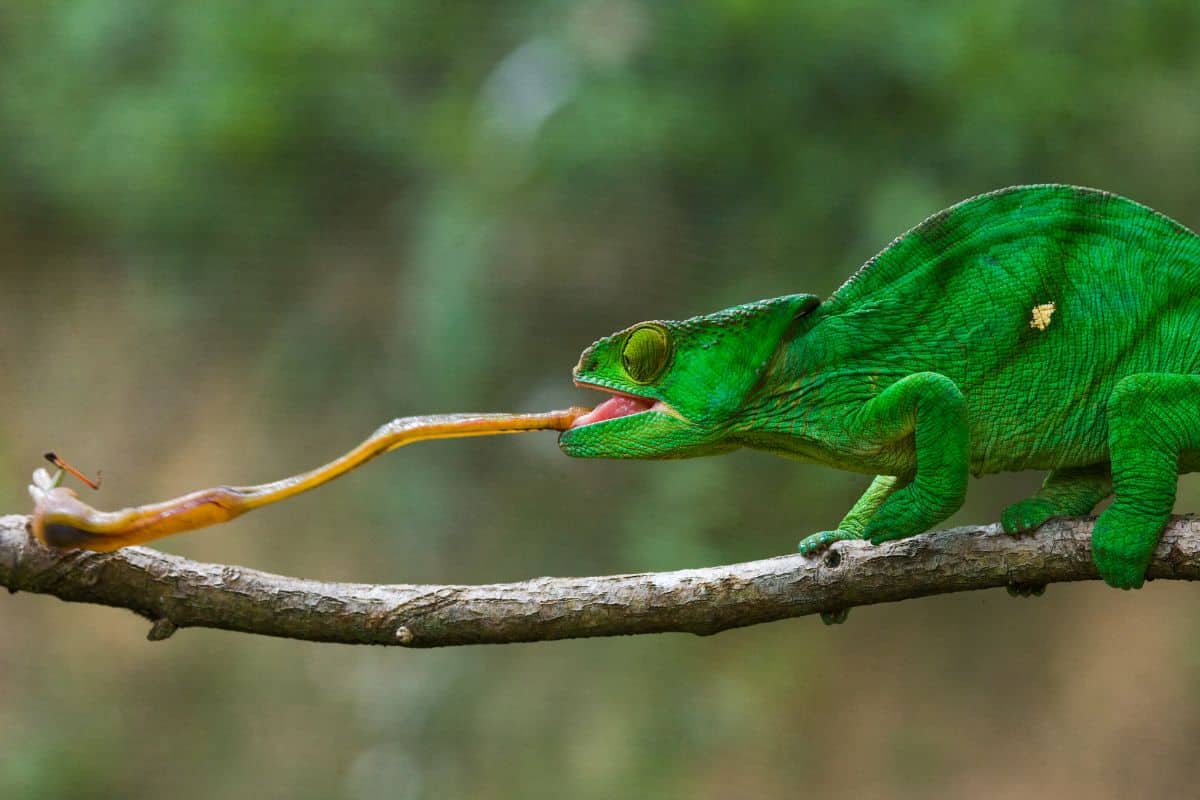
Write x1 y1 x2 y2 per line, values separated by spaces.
1001 465 1112 535
1000 498 1061 535
1091 506 1165 590
1006 582 1046 597
1095 374 1200 589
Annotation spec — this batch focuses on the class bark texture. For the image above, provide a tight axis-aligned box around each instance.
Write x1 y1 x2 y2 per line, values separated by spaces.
2 513 1199 647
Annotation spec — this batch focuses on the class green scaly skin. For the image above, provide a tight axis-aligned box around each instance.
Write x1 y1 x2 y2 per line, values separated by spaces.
558 185 1200 593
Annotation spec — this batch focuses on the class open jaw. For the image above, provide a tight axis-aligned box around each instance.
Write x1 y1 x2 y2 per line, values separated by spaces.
570 383 661 428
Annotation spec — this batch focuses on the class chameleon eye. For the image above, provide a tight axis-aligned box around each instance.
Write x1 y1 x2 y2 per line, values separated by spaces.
621 324 670 384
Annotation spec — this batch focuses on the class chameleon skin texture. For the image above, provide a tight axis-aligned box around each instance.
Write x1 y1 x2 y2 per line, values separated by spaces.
559 185 1200 589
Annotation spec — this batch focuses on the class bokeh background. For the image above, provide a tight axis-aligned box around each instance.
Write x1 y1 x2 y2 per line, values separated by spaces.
2 2 1200 798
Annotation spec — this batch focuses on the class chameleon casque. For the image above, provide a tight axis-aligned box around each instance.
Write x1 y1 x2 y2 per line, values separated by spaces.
559 184 1200 591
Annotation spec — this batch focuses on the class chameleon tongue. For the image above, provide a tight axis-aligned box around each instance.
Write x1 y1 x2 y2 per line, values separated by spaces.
571 395 654 427
31 408 589 552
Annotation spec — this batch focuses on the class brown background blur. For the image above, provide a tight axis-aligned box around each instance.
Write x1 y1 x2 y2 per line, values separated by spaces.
2 2 1200 798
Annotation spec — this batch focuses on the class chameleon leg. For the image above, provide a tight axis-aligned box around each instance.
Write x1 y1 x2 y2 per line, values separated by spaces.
798 474 907 555
807 372 967 627
1093 373 1200 589
855 372 970 545
800 476 908 626
1001 464 1112 534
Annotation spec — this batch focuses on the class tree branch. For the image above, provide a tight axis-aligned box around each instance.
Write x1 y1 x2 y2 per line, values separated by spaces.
2 512 1199 646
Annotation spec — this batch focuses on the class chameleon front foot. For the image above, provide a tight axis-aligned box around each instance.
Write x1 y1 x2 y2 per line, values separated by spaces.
1005 582 1047 597
797 529 858 556
799 532 857 623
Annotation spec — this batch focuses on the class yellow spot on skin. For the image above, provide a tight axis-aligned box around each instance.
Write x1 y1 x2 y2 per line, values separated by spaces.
1030 302 1056 331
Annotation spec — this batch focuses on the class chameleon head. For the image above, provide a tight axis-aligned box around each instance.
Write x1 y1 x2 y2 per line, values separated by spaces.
559 294 819 458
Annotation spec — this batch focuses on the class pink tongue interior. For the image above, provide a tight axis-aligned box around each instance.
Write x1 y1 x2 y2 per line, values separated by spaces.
571 394 654 427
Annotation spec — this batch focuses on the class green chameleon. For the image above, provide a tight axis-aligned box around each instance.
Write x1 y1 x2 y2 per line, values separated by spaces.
28 183 1200 606
559 184 1200 593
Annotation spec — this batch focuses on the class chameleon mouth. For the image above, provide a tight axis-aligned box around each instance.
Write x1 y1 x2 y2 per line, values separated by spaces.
570 382 658 428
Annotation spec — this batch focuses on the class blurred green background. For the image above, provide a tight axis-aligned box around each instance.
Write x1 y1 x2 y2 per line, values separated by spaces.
3 1 1200 797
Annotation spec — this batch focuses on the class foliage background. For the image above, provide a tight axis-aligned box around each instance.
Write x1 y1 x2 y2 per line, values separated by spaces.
2 2 1200 797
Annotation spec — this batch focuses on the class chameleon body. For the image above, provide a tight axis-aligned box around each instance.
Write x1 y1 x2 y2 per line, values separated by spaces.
558 185 1200 590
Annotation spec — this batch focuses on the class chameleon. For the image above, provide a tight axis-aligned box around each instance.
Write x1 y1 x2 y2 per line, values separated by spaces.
558 184 1200 591
30 184 1200 597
